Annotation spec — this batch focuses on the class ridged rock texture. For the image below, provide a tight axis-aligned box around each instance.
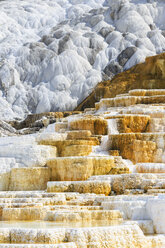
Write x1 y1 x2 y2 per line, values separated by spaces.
0 53 164 247
0 0 165 120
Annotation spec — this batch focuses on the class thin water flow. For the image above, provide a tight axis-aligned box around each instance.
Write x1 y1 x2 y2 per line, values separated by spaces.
0 219 123 229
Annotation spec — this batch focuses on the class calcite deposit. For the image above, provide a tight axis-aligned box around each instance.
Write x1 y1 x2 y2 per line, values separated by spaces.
1 0 165 120
0 53 165 247
47 156 115 181
76 53 165 110
69 116 108 135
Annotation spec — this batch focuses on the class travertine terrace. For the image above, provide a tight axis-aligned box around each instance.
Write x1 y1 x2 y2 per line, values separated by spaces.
0 55 165 247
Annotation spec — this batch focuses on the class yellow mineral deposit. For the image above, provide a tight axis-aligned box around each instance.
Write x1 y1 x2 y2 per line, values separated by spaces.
0 53 165 247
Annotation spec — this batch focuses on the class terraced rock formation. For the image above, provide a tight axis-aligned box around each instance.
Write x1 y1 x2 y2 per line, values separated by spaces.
1 0 165 120
0 87 165 247
0 53 165 247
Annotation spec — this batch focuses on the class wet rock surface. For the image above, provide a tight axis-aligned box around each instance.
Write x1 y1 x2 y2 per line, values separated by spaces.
0 0 165 119
0 53 165 246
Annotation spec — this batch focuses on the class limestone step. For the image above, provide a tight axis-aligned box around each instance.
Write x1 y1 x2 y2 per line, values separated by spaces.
0 244 76 248
101 197 165 236
47 206 103 211
129 89 165 97
146 235 165 248
84 107 95 113
36 133 67 144
108 132 165 163
148 118 165 132
94 194 165 206
116 93 129 97
0 191 82 199
122 105 165 117
106 114 150 133
47 181 111 195
124 220 154 234
38 139 99 156
45 209 122 222
0 228 160 248
0 202 102 211
106 104 165 119
102 200 147 220
89 173 165 180
2 206 121 222
0 192 103 208
0 168 51 192
62 144 93 157
0 198 66 205
105 114 150 119
69 116 108 135
136 163 165 173
108 166 129 174
147 189 165 194
0 202 42 208
95 96 136 109
98 195 165 234
55 122 68 132
47 156 115 181
0 201 112 221
39 139 99 147
66 130 92 140
0 225 154 246
96 95 165 110
129 95 165 106
88 173 165 194
0 192 105 207
2 207 48 221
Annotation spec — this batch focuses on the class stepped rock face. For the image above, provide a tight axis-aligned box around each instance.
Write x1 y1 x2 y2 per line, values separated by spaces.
136 163 165 174
9 168 51 191
47 156 115 181
109 133 165 163
76 53 165 110
1 54 165 246
0 0 165 120
109 134 158 163
47 181 112 195
69 116 108 135
106 115 150 133
39 139 99 157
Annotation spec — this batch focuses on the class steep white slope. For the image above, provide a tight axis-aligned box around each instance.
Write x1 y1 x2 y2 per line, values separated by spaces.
0 0 165 119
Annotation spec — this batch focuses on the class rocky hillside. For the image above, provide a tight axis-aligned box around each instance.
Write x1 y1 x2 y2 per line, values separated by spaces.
76 52 165 110
0 0 165 120
0 52 162 136
0 69 165 246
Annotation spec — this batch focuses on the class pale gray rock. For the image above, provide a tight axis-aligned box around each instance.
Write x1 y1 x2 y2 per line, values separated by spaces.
58 34 70 55
99 26 115 38
117 46 137 67
90 15 104 27
103 61 122 77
